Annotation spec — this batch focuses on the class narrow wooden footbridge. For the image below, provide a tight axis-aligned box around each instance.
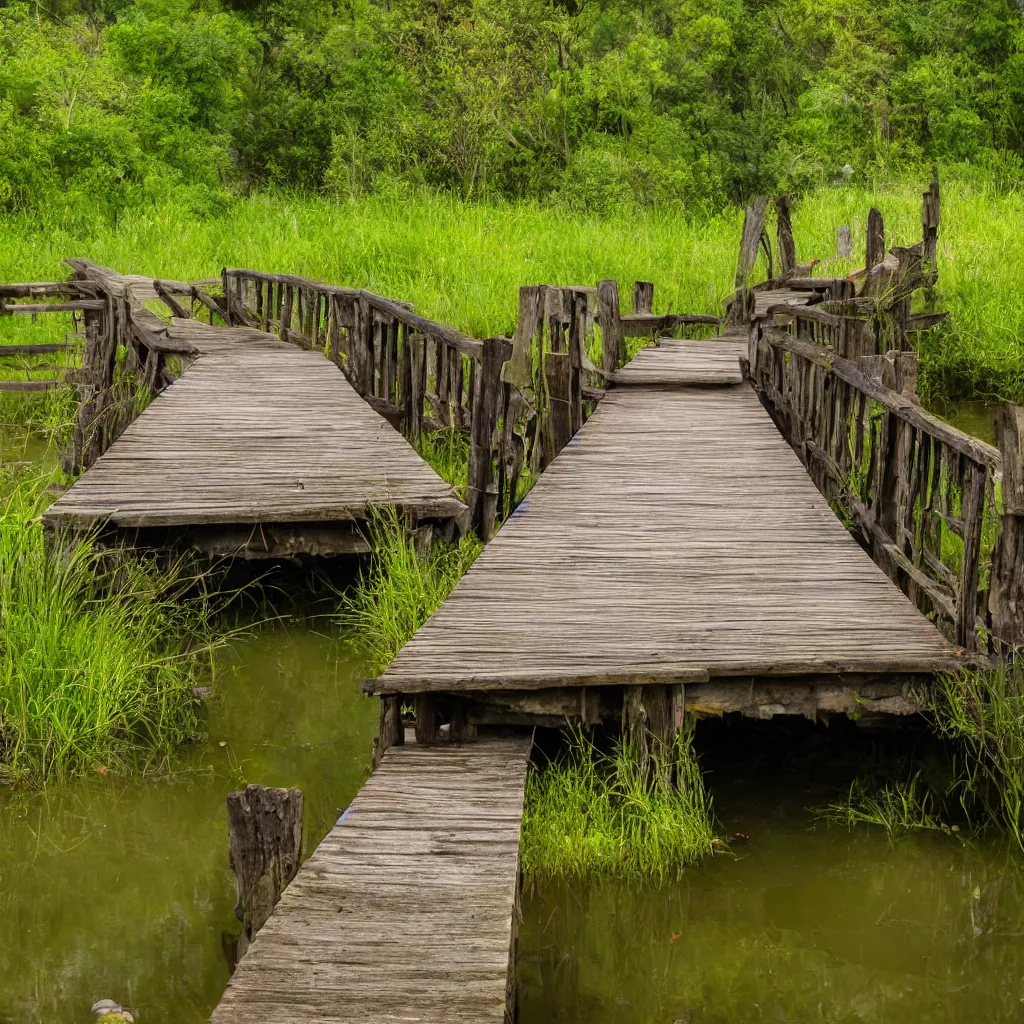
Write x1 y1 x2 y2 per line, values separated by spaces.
6 180 1024 1021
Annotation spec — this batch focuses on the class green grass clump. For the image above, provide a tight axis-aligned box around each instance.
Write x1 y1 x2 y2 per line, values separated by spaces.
521 728 717 886
815 774 958 843
337 509 482 673
0 476 221 784
417 428 470 499
931 665 1024 851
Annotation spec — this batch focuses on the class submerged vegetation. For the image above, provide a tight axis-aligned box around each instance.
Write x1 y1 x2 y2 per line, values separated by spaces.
0 474 223 784
336 508 482 674
816 774 959 843
521 728 717 886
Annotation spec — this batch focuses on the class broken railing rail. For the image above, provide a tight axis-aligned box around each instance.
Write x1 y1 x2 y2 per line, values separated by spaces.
730 171 942 344
62 259 205 474
746 312 1024 653
0 280 95 393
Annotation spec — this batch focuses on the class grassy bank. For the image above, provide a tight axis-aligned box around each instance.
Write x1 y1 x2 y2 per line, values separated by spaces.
0 475 222 784
1 173 1022 404
521 729 717 886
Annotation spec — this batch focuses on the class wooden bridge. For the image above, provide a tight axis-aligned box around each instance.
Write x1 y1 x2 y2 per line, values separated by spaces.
6 176 1024 1022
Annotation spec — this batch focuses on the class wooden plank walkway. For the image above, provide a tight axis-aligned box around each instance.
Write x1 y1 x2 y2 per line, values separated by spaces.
373 337 960 695
211 736 533 1024
44 319 465 533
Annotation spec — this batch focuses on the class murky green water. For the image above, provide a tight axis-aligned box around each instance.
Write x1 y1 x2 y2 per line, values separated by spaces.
0 625 376 1024
926 398 1001 447
519 781 1024 1024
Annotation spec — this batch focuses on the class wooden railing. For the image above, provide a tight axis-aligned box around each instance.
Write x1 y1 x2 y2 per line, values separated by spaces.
221 270 719 536
747 309 1014 653
62 260 205 473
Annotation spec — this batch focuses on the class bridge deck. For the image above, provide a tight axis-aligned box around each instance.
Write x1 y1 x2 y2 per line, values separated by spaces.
373 337 959 695
211 735 532 1024
44 319 465 533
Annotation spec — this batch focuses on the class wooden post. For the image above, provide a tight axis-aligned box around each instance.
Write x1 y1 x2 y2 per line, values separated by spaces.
776 196 797 275
866 207 885 270
729 196 769 326
415 694 439 744
221 269 232 326
280 286 293 343
597 279 624 374
226 784 303 960
632 281 654 315
467 336 505 539
922 169 940 283
836 225 852 259
991 405 1024 647
374 695 404 768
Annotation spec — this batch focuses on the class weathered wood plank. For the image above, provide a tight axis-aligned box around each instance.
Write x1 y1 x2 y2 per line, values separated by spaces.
211 737 532 1024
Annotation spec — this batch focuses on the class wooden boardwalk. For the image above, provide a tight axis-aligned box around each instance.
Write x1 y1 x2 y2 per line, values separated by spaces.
373 335 959 697
44 319 466 548
211 736 532 1024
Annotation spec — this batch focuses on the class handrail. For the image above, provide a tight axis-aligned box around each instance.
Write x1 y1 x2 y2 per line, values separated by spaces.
748 315 1001 652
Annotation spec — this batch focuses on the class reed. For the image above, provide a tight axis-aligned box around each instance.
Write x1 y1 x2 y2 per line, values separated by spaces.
815 774 958 842
0 474 223 784
931 664 1024 851
335 507 482 673
521 726 717 886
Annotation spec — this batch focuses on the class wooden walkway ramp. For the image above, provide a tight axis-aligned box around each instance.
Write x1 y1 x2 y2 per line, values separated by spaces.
211 736 532 1024
44 319 466 554
371 333 960 710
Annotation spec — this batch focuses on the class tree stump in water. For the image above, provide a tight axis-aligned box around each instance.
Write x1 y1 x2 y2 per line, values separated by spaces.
227 784 304 961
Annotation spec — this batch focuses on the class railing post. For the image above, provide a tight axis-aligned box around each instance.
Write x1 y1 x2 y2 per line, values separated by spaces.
221 268 232 326
866 207 885 270
467 336 506 539
597 279 624 374
632 281 654 315
991 405 1024 647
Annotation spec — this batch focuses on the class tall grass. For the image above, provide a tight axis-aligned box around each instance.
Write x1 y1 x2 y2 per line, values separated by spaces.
416 428 469 499
336 508 482 673
2 173 1023 401
521 727 717 886
931 665 1024 851
0 475 222 784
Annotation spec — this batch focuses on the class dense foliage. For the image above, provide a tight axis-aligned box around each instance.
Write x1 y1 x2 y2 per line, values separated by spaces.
4 0 1024 216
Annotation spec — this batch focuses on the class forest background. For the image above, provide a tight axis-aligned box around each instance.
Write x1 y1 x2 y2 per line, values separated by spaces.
4 0 1024 217
5 0 1024 403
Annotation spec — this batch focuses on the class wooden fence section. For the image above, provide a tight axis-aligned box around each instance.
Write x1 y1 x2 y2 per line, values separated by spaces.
211 736 533 1024
0 280 93 393
746 307 1010 652
221 267 505 536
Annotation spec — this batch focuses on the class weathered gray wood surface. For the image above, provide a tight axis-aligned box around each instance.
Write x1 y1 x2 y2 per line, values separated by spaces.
374 339 959 694
44 319 465 531
211 736 532 1024
611 335 746 386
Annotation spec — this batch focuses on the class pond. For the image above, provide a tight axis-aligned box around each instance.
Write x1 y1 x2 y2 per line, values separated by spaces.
0 625 376 1024
4 418 1024 1024
519 782 1024 1023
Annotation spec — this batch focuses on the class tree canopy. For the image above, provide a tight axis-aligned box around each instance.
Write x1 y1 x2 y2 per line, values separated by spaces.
3 0 1024 215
